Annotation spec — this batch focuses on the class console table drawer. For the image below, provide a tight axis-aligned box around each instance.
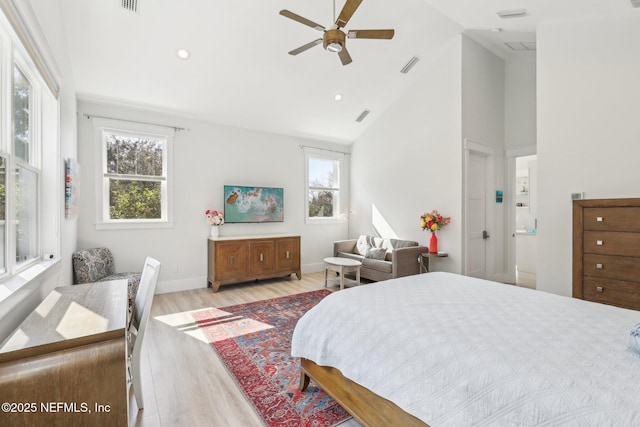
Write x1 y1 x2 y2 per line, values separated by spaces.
583 276 640 310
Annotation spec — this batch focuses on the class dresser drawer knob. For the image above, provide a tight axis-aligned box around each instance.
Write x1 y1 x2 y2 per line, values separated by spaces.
596 216 604 222
596 240 603 246
596 263 603 269
596 286 604 293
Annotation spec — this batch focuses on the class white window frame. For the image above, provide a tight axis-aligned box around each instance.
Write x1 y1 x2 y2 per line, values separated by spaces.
304 152 343 224
93 118 174 230
0 31 45 278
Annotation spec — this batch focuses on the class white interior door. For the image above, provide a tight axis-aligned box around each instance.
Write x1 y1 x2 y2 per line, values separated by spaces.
466 151 488 278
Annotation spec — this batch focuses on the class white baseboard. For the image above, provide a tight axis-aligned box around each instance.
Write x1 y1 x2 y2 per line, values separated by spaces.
156 276 208 294
156 263 326 294
302 263 324 273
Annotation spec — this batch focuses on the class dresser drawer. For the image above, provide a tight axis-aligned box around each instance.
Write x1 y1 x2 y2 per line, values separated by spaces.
583 231 640 257
583 254 640 282
583 207 640 232
583 277 640 310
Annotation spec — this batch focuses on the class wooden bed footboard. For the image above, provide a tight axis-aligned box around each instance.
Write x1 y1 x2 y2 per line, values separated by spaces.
299 358 429 427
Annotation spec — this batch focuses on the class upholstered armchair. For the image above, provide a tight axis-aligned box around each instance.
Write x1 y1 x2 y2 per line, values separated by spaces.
72 247 141 307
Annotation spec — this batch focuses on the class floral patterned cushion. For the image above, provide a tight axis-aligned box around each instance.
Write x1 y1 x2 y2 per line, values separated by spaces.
72 247 141 308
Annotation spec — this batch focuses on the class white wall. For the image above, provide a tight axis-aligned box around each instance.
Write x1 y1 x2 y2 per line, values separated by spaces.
461 36 506 280
349 36 507 277
350 37 463 273
505 55 536 153
76 101 349 293
537 16 640 296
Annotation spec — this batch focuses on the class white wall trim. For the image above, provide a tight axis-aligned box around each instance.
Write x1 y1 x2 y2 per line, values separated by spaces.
464 138 496 155
0 0 61 98
156 276 207 294
505 146 536 158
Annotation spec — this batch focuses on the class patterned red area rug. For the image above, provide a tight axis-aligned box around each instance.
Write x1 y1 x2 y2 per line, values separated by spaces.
192 289 350 427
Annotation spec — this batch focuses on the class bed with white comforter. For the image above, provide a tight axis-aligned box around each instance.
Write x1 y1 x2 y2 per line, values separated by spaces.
291 272 640 426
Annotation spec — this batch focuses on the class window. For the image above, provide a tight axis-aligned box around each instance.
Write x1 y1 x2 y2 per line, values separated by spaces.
0 52 47 277
95 120 173 229
13 64 39 267
306 154 342 222
0 2 60 300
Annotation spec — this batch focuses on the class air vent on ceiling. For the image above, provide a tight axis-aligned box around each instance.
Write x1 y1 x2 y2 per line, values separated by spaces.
497 9 528 18
631 0 640 8
121 0 139 13
356 109 371 123
505 42 536 51
400 57 420 74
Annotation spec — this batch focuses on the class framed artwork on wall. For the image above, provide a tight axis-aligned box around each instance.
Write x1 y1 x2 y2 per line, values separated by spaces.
65 158 79 219
223 185 284 223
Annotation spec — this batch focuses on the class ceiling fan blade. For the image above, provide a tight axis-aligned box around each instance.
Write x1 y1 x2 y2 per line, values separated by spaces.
347 29 395 39
338 46 353 66
279 10 325 31
335 0 363 28
288 39 323 55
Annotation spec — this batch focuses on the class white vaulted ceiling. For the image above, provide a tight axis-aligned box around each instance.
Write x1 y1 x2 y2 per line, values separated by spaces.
58 0 638 143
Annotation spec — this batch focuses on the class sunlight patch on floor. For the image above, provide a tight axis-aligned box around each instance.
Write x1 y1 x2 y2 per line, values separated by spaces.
154 307 274 344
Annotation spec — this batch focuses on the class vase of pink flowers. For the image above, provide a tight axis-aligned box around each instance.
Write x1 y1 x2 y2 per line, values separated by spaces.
205 209 224 238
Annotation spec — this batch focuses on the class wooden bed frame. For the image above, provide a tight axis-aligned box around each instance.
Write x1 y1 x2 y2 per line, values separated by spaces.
299 358 429 427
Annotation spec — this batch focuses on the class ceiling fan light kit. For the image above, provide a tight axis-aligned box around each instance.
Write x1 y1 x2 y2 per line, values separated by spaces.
280 0 395 66
324 29 345 53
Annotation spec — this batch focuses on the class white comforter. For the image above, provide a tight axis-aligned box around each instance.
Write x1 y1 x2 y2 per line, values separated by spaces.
291 272 640 426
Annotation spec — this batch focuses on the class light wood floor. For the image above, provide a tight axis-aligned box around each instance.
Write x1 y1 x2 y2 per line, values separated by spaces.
127 271 359 427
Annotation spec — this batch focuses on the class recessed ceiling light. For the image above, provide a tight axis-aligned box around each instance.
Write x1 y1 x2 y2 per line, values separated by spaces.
334 93 343 101
177 48 191 60
497 9 528 18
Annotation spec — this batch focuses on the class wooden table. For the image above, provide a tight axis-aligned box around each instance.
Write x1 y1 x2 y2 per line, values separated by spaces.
0 280 129 426
419 252 448 273
324 257 362 290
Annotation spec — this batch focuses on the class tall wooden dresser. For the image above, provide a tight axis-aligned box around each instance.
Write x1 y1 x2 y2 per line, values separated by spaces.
573 198 640 310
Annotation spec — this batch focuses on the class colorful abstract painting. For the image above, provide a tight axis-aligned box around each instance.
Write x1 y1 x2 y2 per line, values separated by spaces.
224 185 284 223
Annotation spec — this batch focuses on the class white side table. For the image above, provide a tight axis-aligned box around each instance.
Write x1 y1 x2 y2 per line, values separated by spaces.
323 257 362 290
419 252 448 273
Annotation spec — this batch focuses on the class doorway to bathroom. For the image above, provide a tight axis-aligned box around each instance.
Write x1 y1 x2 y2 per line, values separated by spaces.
513 154 537 288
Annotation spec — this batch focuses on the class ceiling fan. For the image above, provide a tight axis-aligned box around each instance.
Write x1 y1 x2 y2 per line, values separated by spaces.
279 0 395 66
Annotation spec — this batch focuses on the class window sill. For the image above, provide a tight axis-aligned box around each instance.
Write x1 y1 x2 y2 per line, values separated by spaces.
305 217 346 225
0 258 61 304
96 221 174 231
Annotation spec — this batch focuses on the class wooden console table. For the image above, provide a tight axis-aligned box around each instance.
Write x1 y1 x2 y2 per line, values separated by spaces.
0 280 129 426
208 234 301 292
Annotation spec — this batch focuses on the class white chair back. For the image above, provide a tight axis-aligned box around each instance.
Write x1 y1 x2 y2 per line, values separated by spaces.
129 256 160 409
131 257 161 331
